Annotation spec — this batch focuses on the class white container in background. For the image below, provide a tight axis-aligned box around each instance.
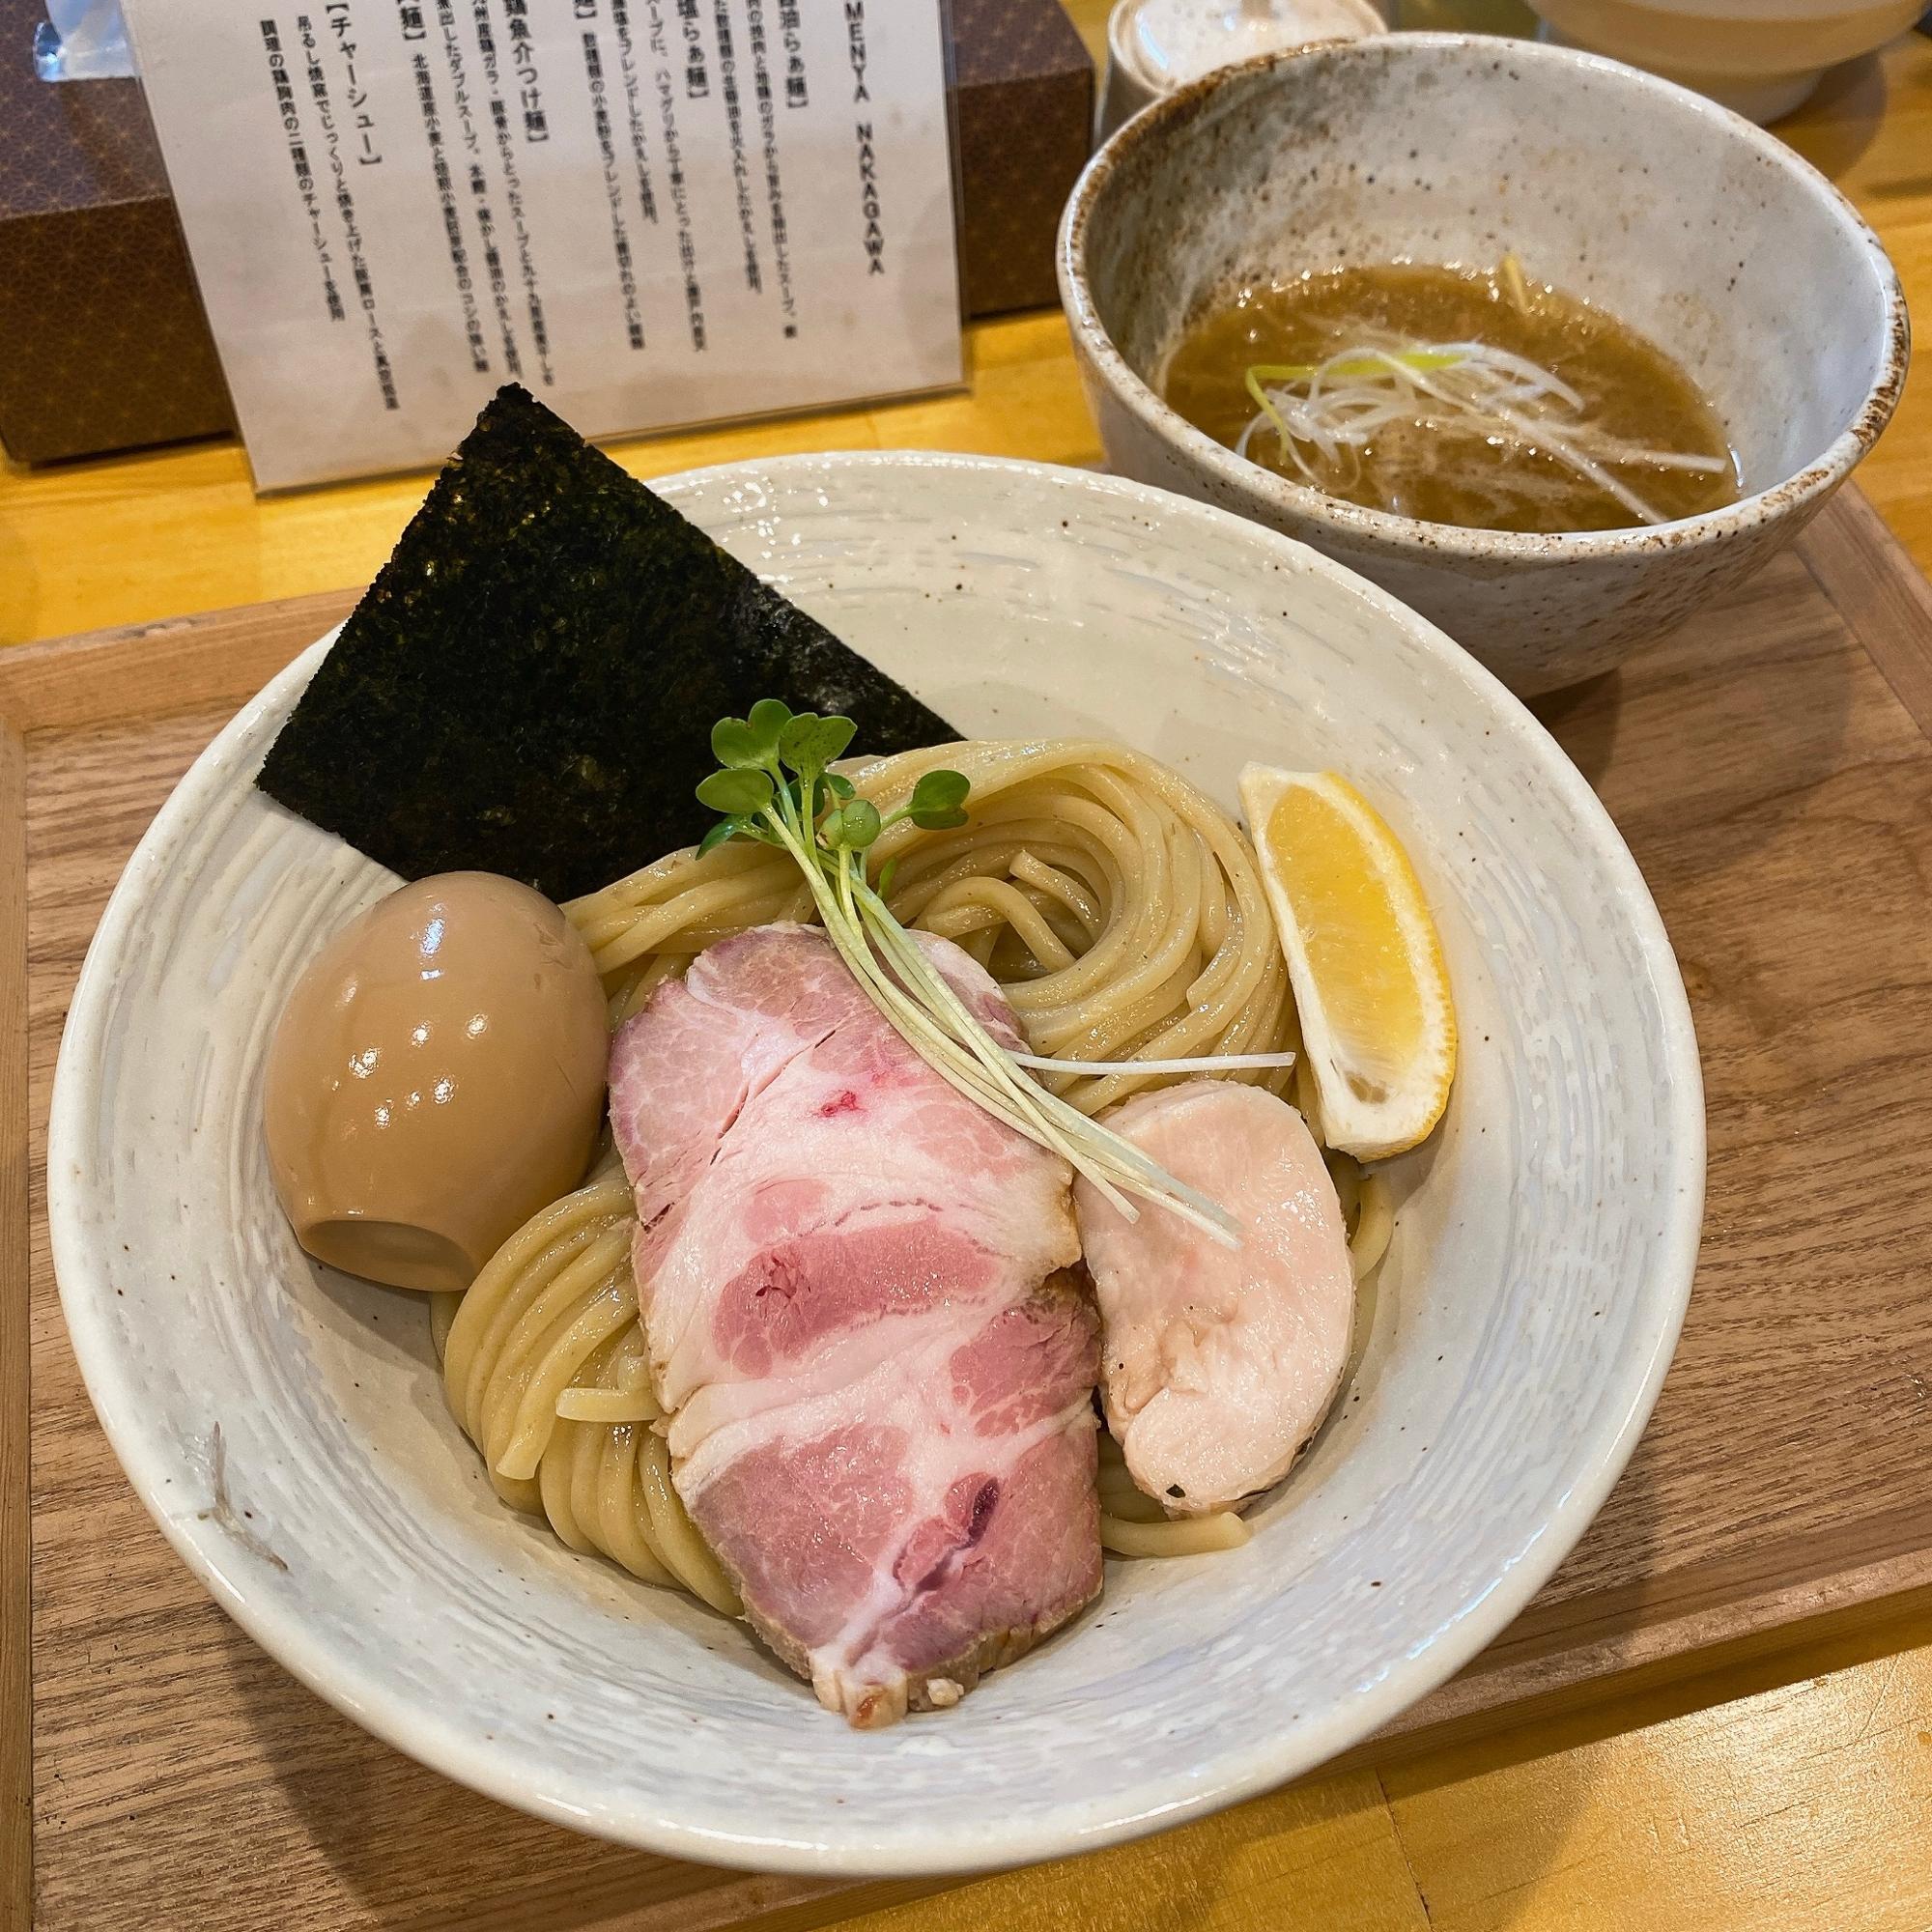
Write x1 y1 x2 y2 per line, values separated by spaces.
1098 0 1387 138
1528 0 1923 123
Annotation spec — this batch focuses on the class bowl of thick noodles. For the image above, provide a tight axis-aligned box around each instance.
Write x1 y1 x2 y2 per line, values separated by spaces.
47 452 1701 1874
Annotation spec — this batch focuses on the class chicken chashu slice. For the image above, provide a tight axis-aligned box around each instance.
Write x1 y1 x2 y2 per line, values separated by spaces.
609 923 1099 1727
1075 1080 1355 1516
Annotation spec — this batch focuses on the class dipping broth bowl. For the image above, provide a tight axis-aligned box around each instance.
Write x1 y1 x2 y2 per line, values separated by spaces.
1059 33 1908 696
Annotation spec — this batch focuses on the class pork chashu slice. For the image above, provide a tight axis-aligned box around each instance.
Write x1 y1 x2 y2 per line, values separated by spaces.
610 923 1099 1726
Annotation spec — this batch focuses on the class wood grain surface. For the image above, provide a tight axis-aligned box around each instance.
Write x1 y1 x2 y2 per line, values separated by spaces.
1 719 30 1932
820 1603 1932 1932
8 20 1932 1929
5 486 1931 1930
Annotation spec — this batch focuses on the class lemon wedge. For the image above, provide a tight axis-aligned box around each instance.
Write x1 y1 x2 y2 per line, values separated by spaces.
1238 766 1456 1160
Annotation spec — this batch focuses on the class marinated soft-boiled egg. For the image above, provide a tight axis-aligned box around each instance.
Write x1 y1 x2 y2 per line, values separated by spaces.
264 871 609 1293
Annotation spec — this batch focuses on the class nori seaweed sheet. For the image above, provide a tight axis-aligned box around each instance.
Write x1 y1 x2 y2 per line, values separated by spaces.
256 385 956 901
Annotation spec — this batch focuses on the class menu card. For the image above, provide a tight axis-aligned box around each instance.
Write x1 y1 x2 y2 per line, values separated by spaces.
122 0 961 489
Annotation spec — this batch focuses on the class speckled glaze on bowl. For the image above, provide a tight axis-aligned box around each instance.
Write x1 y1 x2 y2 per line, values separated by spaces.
1060 34 1909 696
47 453 1702 1876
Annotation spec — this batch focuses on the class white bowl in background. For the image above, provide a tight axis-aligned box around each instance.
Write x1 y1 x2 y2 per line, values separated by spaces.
1532 0 1922 124
48 452 1702 1874
1061 34 1908 696
1098 0 1387 139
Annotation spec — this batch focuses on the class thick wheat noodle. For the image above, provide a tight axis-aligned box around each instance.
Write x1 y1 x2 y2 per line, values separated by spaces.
437 1159 740 1612
463 1225 628 1460
571 740 1296 1116
1350 1172 1396 1282
611 952 692 1027
595 1428 678 1587
494 1262 635 1482
435 739 1397 1603
1100 1512 1256 1558
923 876 1079 971
638 1431 740 1611
569 838 782 952
1009 849 1103 938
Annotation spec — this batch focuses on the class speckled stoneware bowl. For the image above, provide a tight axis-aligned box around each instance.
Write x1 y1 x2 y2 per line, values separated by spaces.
48 453 1702 1875
1060 33 1909 696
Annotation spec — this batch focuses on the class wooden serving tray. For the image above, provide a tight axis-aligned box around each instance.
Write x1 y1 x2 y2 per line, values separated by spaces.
6 489 1932 1932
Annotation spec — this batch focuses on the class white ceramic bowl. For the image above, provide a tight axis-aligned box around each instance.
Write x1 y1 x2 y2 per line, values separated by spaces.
48 452 1702 1875
1532 0 1923 124
1097 0 1387 140
1060 34 1909 696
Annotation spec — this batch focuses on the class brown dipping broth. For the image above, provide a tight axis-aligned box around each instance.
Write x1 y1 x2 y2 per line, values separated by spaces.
1161 263 1740 535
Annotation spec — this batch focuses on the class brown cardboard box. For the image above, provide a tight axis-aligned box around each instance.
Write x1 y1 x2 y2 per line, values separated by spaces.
0 0 1092 466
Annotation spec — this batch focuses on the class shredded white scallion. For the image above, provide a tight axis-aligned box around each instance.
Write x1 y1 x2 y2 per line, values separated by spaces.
1237 338 1730 527
1011 1049 1296 1077
763 808 1245 1247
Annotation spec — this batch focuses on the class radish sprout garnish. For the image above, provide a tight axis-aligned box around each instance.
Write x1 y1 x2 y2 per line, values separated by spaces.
696 700 1268 1242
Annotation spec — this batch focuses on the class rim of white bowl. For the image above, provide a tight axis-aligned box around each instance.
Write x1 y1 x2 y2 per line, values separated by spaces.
46 450 1705 1875
1060 32 1910 565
